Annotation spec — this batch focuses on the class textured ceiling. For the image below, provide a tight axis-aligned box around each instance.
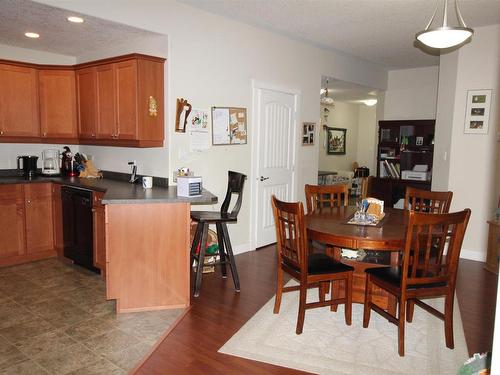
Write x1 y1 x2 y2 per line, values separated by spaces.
0 0 162 58
180 0 500 69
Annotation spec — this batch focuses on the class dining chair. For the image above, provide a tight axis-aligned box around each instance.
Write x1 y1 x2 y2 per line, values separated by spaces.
190 171 246 297
271 195 354 334
360 176 373 199
304 183 349 214
404 186 453 213
362 208 471 356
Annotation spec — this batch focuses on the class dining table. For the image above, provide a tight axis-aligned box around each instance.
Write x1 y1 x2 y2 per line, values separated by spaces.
306 205 409 311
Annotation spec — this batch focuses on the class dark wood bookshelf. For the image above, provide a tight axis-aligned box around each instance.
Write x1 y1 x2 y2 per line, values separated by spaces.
372 119 435 207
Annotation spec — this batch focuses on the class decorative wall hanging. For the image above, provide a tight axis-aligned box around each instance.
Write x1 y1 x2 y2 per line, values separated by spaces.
175 98 192 133
464 89 491 134
211 107 247 145
326 127 347 155
302 122 316 145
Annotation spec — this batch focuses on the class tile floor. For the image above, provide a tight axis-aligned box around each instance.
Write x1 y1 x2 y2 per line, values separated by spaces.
0 259 184 374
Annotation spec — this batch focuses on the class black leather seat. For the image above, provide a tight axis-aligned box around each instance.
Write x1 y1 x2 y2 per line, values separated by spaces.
190 171 246 297
365 266 447 289
307 253 354 275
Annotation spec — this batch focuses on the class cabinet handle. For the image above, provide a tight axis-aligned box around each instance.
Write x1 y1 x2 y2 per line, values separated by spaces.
91 133 96 137
26 199 31 204
0 131 3 135
43 132 47 137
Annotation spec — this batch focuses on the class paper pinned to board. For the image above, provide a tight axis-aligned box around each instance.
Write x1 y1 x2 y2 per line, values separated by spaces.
187 109 210 152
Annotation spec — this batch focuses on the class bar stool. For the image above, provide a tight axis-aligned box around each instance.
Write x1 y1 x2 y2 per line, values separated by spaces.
190 171 246 297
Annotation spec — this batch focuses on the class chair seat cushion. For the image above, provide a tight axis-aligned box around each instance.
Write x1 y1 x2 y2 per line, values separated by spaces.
365 266 447 289
191 211 237 223
307 253 354 275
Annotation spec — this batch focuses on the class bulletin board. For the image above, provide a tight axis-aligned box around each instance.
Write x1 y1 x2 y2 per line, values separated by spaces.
211 107 247 145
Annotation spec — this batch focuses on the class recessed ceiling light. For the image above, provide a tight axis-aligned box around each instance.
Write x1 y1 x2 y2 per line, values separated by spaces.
67 16 84 23
25 32 39 39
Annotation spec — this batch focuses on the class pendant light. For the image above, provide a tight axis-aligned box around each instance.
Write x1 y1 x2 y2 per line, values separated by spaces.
320 79 334 106
415 0 473 49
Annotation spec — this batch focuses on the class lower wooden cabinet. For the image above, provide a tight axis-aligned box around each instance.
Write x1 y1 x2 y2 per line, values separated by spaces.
0 185 25 259
52 184 64 256
0 182 107 271
92 192 106 273
24 183 54 254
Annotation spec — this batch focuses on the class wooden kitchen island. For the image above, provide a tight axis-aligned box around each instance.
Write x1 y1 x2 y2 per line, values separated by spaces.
101 186 217 313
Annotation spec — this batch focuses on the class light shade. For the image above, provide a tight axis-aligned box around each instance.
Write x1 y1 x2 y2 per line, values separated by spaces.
24 32 39 38
416 27 473 49
67 16 84 23
415 0 473 49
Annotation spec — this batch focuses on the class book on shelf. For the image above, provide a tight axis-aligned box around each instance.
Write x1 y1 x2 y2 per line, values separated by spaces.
383 160 400 178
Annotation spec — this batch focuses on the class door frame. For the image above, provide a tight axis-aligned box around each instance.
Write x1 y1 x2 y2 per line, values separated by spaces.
249 79 301 250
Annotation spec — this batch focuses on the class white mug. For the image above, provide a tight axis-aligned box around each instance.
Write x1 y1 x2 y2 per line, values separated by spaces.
142 176 153 189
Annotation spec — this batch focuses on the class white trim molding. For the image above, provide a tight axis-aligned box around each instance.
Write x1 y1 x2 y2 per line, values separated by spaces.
460 248 486 262
232 242 254 255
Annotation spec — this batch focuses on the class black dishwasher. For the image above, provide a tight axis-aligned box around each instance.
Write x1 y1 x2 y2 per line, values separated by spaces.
61 186 99 273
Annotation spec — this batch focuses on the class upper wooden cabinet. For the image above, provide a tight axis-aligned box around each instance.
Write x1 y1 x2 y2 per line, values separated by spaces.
0 54 165 147
78 55 165 147
39 69 78 139
76 67 98 139
0 64 39 138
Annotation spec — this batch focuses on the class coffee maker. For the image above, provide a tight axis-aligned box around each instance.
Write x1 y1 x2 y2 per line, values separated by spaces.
17 155 39 179
41 149 60 176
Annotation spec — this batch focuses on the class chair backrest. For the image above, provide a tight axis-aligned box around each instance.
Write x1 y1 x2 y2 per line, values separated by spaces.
304 184 348 213
360 176 373 199
271 195 307 275
404 187 453 213
400 209 471 290
220 171 247 217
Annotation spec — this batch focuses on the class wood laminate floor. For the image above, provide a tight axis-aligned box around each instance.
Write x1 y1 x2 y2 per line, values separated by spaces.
138 246 497 374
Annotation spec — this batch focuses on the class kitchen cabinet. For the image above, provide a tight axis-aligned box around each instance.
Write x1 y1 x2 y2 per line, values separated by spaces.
92 191 106 273
0 63 39 138
52 183 64 256
0 185 26 259
39 69 78 140
90 56 164 145
76 67 98 139
25 183 54 254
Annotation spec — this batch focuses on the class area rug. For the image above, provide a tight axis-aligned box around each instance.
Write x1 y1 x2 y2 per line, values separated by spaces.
219 282 468 375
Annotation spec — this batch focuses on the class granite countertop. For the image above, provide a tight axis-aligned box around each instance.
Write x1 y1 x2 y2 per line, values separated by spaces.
0 174 218 205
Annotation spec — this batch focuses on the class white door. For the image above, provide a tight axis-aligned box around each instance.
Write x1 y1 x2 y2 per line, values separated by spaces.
254 87 297 247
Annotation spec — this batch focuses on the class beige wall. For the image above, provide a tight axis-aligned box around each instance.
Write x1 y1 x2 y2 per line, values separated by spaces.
318 102 359 172
447 24 500 261
356 105 377 174
383 66 439 120
34 0 388 253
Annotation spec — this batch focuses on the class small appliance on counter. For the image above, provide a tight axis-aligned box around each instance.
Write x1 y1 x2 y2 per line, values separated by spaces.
61 146 77 177
17 155 38 179
177 176 202 197
41 149 60 176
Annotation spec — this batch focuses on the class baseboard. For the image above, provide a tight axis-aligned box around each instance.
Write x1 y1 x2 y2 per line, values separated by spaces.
232 242 254 255
460 248 486 262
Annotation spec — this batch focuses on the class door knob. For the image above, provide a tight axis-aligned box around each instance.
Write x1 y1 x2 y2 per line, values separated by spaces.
259 176 270 181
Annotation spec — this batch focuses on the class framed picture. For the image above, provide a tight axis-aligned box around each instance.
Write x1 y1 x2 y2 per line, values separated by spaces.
302 122 315 145
327 127 346 155
464 89 492 134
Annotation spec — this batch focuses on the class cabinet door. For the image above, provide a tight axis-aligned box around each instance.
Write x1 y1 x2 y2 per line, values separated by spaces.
39 70 77 138
92 202 106 272
0 185 25 258
0 64 39 137
52 184 63 256
76 67 98 139
115 60 138 140
25 184 54 254
96 64 116 139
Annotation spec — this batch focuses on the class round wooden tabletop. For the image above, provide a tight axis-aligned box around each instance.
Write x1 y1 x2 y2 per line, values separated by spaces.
306 206 408 251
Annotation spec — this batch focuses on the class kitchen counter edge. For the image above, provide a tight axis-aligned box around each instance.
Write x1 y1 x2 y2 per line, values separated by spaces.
0 176 218 205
